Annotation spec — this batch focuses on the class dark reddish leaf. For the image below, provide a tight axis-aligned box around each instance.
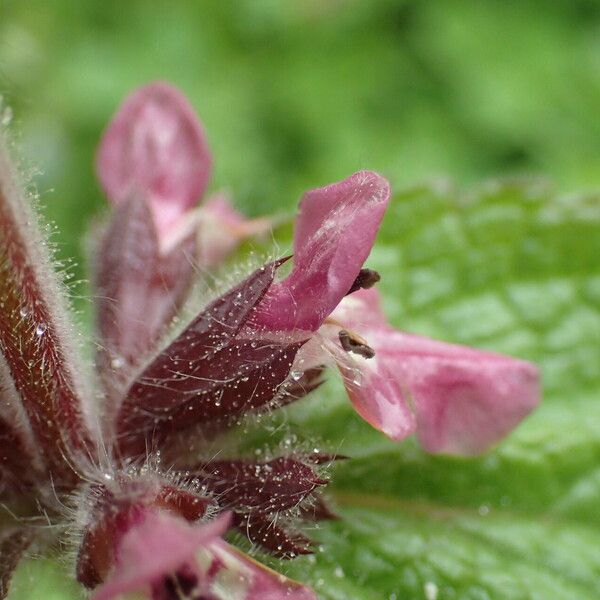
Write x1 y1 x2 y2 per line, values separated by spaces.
186 456 327 512
0 353 48 498
184 457 327 513
0 416 36 498
299 494 340 522
0 528 31 599
116 260 300 455
0 133 94 485
234 512 313 558
95 197 197 383
77 499 147 588
119 339 303 456
155 484 211 522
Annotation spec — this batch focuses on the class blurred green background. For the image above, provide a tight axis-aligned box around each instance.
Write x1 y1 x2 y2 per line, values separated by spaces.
2 0 600 268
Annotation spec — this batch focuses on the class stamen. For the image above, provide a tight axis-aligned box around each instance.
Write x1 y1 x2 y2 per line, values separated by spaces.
338 329 375 359
162 567 202 599
347 268 380 295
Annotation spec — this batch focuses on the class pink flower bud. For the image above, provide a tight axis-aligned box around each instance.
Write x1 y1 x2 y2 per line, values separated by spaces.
96 82 212 235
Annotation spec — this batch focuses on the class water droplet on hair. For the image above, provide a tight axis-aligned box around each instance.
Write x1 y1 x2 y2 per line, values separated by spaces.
111 357 124 369
35 323 47 336
424 582 438 600
1 107 13 126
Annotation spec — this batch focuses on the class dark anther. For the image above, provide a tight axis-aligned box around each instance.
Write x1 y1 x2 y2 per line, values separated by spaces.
347 268 381 296
338 329 375 359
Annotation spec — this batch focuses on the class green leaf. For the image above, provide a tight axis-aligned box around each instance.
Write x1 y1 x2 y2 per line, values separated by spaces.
282 501 600 599
7 180 600 599
9 557 84 600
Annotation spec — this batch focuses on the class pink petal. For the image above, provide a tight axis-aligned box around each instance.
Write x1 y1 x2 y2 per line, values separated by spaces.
158 193 271 266
332 289 540 455
96 82 212 234
90 511 230 600
383 332 540 455
199 541 317 600
197 193 271 267
337 349 418 441
76 479 212 589
289 325 417 441
253 171 390 331
91 511 315 600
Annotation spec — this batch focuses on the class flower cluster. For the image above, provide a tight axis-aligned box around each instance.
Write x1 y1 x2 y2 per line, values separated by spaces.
0 83 539 599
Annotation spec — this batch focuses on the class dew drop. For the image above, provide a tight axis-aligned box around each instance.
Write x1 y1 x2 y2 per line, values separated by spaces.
19 307 29 318
424 581 438 600
1 107 13 126
290 370 302 381
35 323 47 336
111 357 124 369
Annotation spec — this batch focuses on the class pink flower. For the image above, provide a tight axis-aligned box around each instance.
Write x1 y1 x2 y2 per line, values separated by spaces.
330 288 540 455
96 81 211 235
247 167 540 455
91 511 315 600
252 170 390 331
96 81 268 250
93 82 269 379
0 81 540 600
